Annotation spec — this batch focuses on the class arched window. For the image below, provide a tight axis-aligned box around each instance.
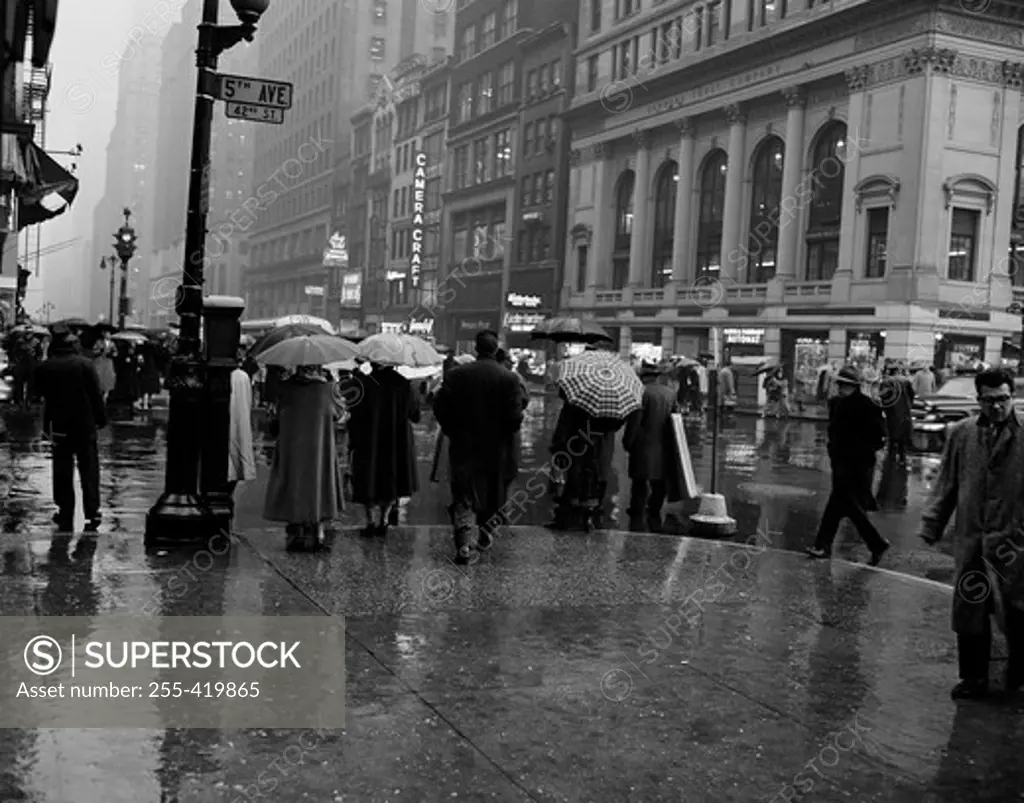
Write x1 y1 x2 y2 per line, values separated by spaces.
806 122 847 281
748 136 785 283
1010 126 1024 288
651 161 678 288
696 150 727 278
612 170 634 290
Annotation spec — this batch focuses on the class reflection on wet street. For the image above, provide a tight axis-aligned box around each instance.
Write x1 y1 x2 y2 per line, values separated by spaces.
0 402 1013 803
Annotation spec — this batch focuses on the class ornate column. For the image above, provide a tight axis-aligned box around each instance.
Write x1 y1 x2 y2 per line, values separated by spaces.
776 87 806 280
719 104 747 282
671 117 696 284
628 129 652 286
836 66 869 292
592 141 614 290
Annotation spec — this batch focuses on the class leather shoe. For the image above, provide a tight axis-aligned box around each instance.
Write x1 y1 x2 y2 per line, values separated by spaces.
869 541 891 567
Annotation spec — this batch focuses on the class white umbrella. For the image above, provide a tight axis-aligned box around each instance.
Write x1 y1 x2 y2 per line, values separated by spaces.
254 334 359 366
357 333 443 367
397 365 443 380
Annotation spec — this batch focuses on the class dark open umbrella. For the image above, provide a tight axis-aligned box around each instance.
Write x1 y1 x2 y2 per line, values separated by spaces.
531 316 613 344
50 317 90 330
250 322 331 356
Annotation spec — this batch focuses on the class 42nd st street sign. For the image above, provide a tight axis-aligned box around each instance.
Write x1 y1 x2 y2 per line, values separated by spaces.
214 73 293 109
225 102 284 124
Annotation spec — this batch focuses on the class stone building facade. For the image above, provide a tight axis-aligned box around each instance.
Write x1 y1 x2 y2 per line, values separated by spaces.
563 0 1024 389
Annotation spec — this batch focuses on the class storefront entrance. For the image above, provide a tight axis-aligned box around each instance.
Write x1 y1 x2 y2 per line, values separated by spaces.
630 327 663 362
846 330 885 374
722 327 766 409
934 333 986 372
782 329 830 407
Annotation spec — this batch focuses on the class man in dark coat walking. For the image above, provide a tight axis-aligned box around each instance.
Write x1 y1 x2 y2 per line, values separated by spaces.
348 364 421 535
622 363 680 532
806 365 890 565
34 325 108 531
433 330 524 564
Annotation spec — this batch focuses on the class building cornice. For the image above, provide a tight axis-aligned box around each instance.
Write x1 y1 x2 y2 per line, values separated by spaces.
567 3 1024 137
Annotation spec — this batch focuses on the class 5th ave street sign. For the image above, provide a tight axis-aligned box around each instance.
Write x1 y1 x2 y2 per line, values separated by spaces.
214 73 293 109
225 102 284 124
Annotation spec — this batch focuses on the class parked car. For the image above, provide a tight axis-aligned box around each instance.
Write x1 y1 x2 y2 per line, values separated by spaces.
911 374 1024 452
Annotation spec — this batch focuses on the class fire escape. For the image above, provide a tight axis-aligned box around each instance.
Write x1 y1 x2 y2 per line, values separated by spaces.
21 16 52 279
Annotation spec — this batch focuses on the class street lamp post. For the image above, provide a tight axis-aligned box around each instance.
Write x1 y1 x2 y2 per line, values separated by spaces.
113 208 137 329
99 253 119 324
145 0 267 548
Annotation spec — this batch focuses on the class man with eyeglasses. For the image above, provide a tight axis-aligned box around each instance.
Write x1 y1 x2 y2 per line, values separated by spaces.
920 368 1024 701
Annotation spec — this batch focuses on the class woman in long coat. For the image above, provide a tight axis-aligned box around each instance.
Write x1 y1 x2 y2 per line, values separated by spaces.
139 343 162 410
263 365 342 551
347 363 420 535
228 356 257 492
548 390 624 532
91 337 116 402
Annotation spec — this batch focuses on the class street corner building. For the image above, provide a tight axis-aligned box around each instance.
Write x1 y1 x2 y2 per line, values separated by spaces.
562 0 1024 379
2 0 78 322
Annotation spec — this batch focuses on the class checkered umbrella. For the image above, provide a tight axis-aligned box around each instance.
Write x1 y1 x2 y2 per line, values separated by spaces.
555 350 644 420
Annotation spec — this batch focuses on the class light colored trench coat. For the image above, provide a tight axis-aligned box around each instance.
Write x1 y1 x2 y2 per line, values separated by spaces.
228 368 256 483
921 412 1024 635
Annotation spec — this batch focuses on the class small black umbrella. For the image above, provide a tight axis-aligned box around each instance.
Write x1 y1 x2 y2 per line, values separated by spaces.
531 316 613 344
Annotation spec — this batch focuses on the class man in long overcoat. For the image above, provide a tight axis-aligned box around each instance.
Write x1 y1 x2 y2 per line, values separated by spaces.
433 330 524 564
806 365 890 565
35 325 108 531
879 364 915 462
920 368 1024 700
623 363 680 532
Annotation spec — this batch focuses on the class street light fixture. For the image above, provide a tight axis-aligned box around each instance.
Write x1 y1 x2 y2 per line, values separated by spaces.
145 0 269 547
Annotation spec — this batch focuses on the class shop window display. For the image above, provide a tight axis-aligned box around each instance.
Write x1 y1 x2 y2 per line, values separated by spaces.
792 336 829 405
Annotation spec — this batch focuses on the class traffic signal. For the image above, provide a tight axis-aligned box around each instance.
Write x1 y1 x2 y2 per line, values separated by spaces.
16 266 30 300
114 224 137 262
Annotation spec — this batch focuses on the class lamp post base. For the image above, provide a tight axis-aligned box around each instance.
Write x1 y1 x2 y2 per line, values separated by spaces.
145 492 225 550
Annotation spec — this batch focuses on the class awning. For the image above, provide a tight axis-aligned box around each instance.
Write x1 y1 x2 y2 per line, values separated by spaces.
3 0 59 69
16 140 78 228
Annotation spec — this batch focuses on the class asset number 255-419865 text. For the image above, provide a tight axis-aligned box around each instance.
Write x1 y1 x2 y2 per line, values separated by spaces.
148 681 260 698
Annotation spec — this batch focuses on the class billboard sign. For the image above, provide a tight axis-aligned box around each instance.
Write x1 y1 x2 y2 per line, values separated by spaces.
410 152 426 288
341 273 361 305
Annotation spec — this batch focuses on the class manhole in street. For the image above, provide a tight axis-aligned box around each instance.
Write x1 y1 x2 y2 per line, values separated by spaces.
737 482 816 499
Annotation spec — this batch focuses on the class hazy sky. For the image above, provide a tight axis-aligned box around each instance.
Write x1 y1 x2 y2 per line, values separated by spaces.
33 0 176 316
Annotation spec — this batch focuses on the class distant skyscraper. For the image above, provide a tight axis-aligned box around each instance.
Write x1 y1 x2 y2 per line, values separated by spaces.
88 25 163 323
244 0 451 320
146 0 257 326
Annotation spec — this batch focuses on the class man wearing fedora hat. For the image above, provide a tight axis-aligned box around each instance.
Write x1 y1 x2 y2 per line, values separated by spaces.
623 361 680 531
806 364 890 565
34 324 108 532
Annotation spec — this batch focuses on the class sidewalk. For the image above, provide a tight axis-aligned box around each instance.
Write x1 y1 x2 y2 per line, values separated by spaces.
1 465 1020 802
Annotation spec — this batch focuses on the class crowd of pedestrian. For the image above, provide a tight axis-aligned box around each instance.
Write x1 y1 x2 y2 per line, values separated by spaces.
18 317 1024 704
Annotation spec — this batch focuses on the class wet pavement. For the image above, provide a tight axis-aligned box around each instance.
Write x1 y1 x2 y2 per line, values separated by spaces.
0 400 1019 802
